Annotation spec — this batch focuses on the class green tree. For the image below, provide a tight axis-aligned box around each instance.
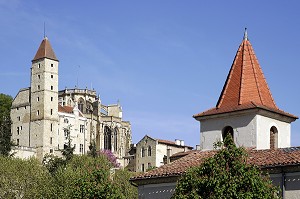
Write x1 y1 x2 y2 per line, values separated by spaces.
0 156 56 198
172 135 281 199
0 93 14 156
61 125 75 162
53 155 137 199
42 153 66 175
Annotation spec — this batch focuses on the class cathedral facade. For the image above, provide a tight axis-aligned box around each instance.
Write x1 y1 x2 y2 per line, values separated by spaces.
10 37 132 166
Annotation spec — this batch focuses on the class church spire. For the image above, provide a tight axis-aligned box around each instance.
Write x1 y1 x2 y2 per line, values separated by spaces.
32 37 58 62
216 30 277 109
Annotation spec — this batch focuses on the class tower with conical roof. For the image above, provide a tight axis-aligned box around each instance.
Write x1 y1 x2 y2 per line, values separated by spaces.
194 30 297 150
30 37 59 159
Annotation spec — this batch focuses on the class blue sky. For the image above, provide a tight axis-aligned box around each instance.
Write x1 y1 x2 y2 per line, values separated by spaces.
1 1 300 147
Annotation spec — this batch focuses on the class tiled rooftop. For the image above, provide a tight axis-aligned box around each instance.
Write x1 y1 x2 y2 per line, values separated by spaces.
58 105 74 114
33 37 58 61
131 147 300 181
194 31 297 119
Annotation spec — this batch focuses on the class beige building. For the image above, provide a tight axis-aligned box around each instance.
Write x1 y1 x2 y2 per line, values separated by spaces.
136 135 193 172
10 37 132 166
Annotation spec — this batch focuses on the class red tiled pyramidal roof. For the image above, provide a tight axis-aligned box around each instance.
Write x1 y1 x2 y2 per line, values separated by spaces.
194 29 297 119
131 147 300 181
32 37 58 61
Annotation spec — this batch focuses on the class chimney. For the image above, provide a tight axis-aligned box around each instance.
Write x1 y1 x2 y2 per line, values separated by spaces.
167 147 172 164
196 145 201 150
180 140 184 146
175 139 180 145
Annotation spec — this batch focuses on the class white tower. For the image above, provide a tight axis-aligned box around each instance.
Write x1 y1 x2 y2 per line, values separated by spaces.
30 37 59 159
194 30 297 150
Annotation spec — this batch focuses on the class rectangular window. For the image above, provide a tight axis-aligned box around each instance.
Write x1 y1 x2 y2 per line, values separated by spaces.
37 97 39 102
38 63 40 68
51 97 53 101
141 164 145 172
17 127 20 135
51 109 53 115
50 137 53 144
17 139 19 145
51 86 53 90
50 149 53 153
18 116 20 121
50 123 53 131
38 75 40 79
80 144 84 153
37 85 40 90
37 110 39 116
148 163 151 169
80 125 85 133
20 126 22 130
51 74 53 78
64 129 68 138
51 64 53 67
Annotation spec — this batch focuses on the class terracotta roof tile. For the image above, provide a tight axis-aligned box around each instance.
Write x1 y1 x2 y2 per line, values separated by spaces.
131 147 300 181
194 31 297 119
32 37 58 61
58 105 74 114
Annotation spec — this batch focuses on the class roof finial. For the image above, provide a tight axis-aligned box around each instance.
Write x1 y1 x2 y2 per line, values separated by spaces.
243 28 248 41
44 22 46 38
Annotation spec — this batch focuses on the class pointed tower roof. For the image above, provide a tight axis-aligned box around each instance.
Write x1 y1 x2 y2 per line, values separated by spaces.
194 30 297 119
32 37 58 62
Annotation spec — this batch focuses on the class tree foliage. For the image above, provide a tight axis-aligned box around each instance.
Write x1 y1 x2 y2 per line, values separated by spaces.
0 93 14 156
53 155 137 198
172 135 281 199
1 154 137 198
61 125 75 162
0 156 55 198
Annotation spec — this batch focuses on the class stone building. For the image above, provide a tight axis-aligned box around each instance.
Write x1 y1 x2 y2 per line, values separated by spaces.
135 135 193 172
130 30 300 199
10 37 132 166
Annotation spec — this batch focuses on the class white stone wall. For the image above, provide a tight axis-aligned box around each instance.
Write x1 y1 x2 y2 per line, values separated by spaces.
11 89 31 147
57 112 88 155
200 112 257 150
256 115 291 149
199 110 292 150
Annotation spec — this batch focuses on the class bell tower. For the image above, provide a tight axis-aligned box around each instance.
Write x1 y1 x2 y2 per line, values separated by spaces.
194 30 297 150
30 37 59 159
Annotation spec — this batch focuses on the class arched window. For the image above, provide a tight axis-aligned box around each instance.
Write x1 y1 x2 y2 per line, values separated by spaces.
270 126 278 149
114 128 118 152
78 98 84 113
222 126 234 145
104 126 112 150
86 100 93 113
148 146 152 156
141 147 145 157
